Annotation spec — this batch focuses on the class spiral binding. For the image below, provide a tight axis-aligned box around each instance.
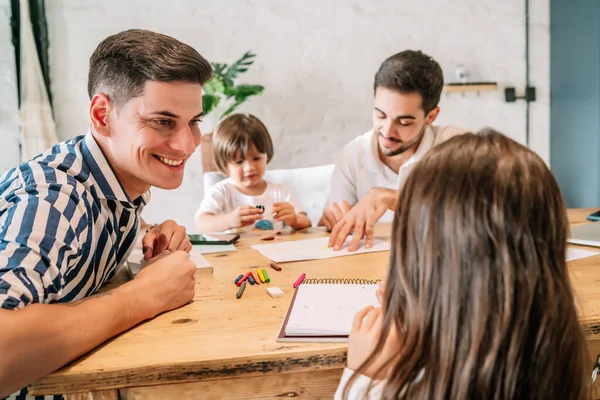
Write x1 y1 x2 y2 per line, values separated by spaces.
303 278 382 285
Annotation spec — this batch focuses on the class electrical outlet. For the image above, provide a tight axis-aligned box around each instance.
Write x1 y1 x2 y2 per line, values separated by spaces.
504 86 536 103
505 87 517 102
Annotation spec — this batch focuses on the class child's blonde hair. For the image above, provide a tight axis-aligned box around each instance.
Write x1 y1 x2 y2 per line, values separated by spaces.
212 113 274 175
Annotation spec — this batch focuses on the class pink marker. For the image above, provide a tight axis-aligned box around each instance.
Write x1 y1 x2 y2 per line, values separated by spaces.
293 273 306 288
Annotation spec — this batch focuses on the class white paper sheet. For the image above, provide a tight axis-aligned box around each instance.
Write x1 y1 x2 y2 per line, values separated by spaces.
251 236 390 263
127 248 211 275
566 247 599 262
192 243 237 254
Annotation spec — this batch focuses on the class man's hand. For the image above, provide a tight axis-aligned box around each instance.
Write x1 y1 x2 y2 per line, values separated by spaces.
230 206 263 228
320 200 352 231
142 220 192 260
328 189 392 252
347 305 398 378
132 250 197 318
273 202 297 227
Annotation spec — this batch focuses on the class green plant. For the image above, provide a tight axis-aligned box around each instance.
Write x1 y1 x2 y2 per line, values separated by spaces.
202 51 264 118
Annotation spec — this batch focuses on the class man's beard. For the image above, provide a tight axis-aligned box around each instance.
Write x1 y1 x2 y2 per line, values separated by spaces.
378 126 426 157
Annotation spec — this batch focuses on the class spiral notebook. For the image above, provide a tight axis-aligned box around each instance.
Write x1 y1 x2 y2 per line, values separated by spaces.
277 278 381 343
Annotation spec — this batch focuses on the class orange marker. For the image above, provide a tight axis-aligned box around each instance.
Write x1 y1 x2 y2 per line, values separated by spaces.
251 271 260 285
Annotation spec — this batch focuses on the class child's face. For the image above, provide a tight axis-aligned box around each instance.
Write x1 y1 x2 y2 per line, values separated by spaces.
227 144 267 189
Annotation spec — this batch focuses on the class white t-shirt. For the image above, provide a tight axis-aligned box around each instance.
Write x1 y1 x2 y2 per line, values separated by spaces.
194 178 305 232
334 368 383 399
327 125 468 222
334 367 423 398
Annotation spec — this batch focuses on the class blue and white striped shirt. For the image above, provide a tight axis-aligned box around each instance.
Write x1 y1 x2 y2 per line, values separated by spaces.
0 133 150 400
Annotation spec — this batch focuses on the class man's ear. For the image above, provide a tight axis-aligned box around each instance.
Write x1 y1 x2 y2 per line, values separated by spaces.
90 93 114 137
425 106 440 125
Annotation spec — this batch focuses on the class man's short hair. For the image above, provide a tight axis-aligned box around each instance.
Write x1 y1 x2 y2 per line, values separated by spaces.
212 113 274 175
88 29 212 109
374 50 444 114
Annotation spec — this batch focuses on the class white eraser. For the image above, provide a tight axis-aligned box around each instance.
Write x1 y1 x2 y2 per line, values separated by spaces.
266 287 284 298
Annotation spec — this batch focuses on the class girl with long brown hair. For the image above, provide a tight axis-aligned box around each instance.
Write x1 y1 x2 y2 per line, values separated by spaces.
336 129 590 399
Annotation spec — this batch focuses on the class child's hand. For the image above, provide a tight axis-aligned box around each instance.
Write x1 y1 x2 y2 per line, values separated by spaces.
231 206 263 228
347 305 398 379
273 202 297 227
376 281 385 305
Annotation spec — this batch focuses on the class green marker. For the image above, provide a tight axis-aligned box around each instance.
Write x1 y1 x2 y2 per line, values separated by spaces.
261 268 270 283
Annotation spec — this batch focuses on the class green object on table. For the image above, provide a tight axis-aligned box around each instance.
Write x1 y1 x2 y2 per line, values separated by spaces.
261 268 270 283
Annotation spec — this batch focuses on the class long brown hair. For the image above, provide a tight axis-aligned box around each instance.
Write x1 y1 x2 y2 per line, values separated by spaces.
347 129 589 399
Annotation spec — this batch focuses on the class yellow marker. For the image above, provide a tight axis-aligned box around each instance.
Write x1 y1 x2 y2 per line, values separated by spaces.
257 268 266 283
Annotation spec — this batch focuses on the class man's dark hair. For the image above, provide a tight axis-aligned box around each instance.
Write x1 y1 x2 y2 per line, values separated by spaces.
88 29 212 109
374 50 444 114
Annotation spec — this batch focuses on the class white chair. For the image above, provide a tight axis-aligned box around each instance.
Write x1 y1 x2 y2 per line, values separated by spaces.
203 164 335 227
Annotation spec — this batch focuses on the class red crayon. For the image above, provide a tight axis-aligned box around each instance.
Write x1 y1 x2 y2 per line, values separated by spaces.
237 271 252 287
293 273 306 288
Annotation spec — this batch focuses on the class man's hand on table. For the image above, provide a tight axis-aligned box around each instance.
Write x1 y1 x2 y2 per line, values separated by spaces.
320 200 352 231
142 219 192 260
129 251 197 318
328 188 395 252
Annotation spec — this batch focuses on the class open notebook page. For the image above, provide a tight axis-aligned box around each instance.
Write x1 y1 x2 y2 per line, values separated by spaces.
285 284 380 336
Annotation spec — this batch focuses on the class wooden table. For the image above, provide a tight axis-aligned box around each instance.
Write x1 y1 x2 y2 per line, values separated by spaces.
29 209 600 399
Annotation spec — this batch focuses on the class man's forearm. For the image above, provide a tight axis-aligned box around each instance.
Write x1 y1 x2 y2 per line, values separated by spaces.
0 281 150 397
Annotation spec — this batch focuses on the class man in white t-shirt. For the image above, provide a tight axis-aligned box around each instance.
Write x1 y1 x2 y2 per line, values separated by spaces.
321 50 469 251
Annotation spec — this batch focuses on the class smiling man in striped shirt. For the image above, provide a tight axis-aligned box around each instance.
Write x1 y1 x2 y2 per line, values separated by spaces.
0 30 212 399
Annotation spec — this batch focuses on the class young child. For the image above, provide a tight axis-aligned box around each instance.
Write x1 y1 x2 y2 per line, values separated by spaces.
336 130 589 399
194 113 311 233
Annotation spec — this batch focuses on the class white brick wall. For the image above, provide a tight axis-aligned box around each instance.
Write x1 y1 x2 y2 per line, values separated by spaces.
1 0 550 230
0 0 21 174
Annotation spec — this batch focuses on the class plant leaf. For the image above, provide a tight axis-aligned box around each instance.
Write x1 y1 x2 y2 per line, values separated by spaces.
205 51 263 117
202 94 220 116
230 84 264 101
211 63 227 77
223 51 257 84
220 85 265 117
203 77 225 95
221 100 243 118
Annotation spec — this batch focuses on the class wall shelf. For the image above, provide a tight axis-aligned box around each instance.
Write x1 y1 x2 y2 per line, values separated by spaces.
443 82 498 93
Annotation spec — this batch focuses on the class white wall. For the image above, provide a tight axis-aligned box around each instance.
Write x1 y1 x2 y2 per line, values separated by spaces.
41 0 549 231
0 0 21 174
